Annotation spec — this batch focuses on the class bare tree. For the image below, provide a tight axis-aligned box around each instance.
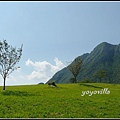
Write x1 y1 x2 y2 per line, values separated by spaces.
67 57 82 83
0 40 23 90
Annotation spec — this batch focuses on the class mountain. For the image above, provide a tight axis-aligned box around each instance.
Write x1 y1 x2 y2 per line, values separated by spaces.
47 42 120 84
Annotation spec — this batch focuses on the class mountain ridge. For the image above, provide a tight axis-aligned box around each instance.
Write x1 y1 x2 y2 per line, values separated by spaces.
47 42 120 84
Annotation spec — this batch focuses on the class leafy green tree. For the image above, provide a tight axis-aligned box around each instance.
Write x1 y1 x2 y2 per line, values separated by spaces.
0 40 23 90
94 70 107 83
67 57 82 83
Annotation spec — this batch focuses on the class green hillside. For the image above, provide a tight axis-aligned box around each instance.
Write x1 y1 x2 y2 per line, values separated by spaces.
48 42 120 84
0 83 120 118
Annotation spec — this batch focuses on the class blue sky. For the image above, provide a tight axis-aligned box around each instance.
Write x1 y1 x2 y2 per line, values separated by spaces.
0 1 120 86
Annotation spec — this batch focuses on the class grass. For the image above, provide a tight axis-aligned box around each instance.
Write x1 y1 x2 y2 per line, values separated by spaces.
0 83 120 118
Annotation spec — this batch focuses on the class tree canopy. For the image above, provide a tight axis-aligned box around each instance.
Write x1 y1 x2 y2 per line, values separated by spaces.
0 40 23 90
67 57 82 83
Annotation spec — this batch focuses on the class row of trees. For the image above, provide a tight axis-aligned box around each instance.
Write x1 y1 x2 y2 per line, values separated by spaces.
0 39 82 90
0 39 108 90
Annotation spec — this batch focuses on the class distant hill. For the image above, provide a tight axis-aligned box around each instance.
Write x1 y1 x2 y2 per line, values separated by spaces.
47 42 120 84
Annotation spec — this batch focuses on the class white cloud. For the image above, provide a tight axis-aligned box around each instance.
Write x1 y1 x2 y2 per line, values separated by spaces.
26 57 66 83
0 58 66 86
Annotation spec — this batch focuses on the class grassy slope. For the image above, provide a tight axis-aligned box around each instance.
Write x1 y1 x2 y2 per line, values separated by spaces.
0 83 120 118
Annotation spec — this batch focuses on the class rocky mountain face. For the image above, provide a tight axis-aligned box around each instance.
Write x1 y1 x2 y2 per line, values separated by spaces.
47 42 120 84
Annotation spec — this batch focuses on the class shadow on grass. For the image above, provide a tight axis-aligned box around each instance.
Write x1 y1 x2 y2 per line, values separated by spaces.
79 83 103 89
2 90 33 96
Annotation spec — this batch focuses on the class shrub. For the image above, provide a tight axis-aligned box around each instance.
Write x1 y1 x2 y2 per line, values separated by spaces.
80 78 93 83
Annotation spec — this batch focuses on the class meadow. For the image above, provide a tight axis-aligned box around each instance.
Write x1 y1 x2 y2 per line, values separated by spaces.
0 83 120 118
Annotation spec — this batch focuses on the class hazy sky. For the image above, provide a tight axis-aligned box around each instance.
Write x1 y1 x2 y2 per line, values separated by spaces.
0 1 120 86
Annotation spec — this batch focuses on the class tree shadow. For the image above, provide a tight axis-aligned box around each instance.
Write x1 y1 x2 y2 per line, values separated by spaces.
2 90 33 96
79 83 103 89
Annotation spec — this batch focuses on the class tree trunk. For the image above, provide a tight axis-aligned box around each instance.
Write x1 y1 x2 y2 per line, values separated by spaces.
75 77 77 83
3 77 6 90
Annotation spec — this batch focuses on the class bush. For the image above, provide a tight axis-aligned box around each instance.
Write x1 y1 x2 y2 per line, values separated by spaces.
80 78 93 83
69 78 77 83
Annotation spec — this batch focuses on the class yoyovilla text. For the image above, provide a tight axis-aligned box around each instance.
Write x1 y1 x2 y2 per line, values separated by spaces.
81 88 110 96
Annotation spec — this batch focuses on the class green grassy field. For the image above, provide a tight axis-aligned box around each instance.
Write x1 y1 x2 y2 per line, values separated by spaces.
0 83 120 118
